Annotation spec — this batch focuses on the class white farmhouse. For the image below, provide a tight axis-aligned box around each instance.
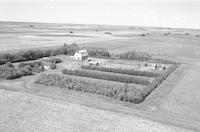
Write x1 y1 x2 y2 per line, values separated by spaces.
74 50 89 60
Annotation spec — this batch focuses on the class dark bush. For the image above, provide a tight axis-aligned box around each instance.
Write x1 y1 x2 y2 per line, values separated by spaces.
0 61 45 79
118 51 152 61
18 65 33 76
139 34 146 37
4 62 15 68
34 74 144 104
12 50 44 62
18 61 44 73
195 35 200 37
5 69 21 79
0 53 15 65
44 58 62 64
29 25 34 28
62 69 150 85
81 65 160 77
105 32 112 34
0 65 21 79
52 43 79 55
32 66 44 73
83 47 110 57
43 49 53 57
18 61 43 68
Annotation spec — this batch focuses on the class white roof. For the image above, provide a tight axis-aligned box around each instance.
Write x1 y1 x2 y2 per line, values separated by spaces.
76 50 88 56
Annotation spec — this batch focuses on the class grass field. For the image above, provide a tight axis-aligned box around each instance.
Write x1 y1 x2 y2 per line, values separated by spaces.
161 62 200 119
0 89 192 132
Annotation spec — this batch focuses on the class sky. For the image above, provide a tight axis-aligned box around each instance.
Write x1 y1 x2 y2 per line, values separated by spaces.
0 0 200 29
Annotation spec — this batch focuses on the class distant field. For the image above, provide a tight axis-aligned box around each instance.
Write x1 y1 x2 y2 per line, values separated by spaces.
0 22 113 51
1 21 200 63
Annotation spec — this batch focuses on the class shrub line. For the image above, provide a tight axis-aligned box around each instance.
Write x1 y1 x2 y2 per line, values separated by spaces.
62 68 150 85
81 65 160 77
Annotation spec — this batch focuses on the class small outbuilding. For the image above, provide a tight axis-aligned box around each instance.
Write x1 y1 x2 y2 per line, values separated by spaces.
74 50 89 60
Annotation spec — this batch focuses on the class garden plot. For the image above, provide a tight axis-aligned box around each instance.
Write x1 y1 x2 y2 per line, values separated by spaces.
34 55 177 104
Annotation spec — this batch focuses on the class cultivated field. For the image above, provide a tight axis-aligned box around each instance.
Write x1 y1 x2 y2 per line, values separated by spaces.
0 21 200 131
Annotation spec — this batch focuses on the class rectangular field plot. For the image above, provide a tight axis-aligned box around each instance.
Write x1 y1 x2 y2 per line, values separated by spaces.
35 56 177 104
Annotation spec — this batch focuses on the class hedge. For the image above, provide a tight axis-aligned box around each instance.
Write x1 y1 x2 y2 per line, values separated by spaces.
81 65 160 77
82 47 110 57
18 61 43 68
0 44 78 65
0 44 112 65
18 61 44 73
62 69 150 85
17 65 33 76
0 62 33 79
0 67 20 79
43 58 62 64
118 51 152 61
34 74 144 104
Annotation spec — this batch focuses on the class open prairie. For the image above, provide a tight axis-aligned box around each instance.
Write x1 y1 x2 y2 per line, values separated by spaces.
0 21 200 131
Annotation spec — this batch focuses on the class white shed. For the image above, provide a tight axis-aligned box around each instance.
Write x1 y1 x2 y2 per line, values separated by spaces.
74 50 89 60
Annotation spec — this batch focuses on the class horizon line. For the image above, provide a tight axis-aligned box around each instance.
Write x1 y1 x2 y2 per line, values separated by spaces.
1 20 199 30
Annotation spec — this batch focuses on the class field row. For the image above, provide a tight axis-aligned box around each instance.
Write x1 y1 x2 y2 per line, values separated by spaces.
81 65 160 77
62 68 150 85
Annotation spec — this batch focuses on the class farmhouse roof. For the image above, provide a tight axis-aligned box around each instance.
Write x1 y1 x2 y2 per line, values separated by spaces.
76 49 88 56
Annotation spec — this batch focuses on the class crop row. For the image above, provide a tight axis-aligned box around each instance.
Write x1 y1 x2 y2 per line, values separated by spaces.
81 65 160 77
62 69 150 85
34 74 144 103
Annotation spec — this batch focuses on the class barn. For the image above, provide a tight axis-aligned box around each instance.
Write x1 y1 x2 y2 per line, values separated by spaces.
74 50 89 60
